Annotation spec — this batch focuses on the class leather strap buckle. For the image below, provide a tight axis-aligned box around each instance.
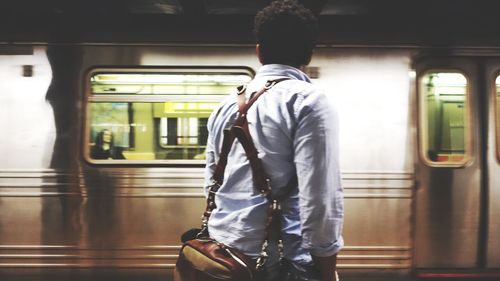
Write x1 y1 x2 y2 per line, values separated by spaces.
237 84 247 95
264 80 276 90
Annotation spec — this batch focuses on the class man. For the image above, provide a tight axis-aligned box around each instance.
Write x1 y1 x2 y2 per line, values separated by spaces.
204 1 343 280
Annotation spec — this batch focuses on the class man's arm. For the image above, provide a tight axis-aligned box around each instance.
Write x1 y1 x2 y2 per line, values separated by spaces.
293 90 343 280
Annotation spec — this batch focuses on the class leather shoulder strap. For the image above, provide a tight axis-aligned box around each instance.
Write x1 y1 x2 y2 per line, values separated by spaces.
201 78 289 239
211 78 289 186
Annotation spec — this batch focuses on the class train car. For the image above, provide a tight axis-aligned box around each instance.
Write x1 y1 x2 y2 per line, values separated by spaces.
1 0 500 280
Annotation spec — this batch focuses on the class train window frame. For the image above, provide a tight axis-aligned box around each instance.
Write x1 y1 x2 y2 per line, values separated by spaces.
83 66 254 165
417 69 474 168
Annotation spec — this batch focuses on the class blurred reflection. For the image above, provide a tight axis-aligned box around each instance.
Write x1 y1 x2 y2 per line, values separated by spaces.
43 45 84 246
426 169 454 263
84 169 121 249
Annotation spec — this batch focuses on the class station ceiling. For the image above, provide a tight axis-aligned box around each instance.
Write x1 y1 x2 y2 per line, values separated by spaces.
1 0 500 46
0 0 369 16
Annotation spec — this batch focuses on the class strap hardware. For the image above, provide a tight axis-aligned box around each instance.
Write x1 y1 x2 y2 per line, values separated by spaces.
264 80 277 89
237 84 247 95
255 240 269 271
271 199 281 212
259 178 272 196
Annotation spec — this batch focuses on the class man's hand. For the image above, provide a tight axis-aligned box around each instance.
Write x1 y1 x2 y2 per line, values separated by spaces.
312 254 338 281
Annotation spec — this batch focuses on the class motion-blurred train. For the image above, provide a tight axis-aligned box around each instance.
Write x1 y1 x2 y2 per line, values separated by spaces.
1 0 500 280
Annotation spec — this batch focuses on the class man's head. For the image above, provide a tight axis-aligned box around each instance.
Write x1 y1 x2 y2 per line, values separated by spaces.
254 0 318 67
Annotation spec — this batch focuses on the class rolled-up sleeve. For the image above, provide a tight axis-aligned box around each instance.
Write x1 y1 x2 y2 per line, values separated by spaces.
293 91 344 257
204 109 218 195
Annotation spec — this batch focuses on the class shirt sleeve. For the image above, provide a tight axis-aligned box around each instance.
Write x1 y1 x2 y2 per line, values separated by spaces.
203 108 218 196
203 94 238 197
293 90 344 257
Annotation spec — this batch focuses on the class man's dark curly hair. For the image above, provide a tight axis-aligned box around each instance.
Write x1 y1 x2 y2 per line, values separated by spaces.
254 0 318 67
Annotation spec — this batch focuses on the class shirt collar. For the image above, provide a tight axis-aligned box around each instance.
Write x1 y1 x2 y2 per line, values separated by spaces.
255 64 312 83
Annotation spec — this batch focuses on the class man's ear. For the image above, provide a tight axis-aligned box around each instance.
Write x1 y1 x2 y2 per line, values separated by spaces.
256 44 264 64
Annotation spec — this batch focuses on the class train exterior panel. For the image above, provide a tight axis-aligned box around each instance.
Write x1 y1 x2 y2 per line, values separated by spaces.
0 43 499 280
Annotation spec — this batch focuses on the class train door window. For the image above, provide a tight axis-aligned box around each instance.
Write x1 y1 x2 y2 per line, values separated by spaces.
419 71 471 166
496 75 500 161
85 69 252 164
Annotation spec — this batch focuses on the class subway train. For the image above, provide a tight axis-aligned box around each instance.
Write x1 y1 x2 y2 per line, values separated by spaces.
1 0 500 280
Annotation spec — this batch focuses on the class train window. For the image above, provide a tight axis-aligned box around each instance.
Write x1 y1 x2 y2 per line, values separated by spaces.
496 75 500 162
85 69 252 163
419 71 471 166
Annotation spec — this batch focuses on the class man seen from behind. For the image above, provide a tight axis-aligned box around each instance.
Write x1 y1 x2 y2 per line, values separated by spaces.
204 1 344 280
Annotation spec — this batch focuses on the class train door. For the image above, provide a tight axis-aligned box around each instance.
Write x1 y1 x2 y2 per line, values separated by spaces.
414 56 500 277
485 59 500 270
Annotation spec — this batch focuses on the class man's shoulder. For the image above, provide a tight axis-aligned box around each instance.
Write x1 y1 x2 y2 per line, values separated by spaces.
283 79 320 93
207 93 239 129
275 79 325 104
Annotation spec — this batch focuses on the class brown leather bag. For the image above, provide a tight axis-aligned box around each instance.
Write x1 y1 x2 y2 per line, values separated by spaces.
174 79 289 281
174 238 256 281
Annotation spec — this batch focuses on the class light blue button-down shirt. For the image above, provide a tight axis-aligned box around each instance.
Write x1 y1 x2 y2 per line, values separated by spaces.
204 64 343 266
